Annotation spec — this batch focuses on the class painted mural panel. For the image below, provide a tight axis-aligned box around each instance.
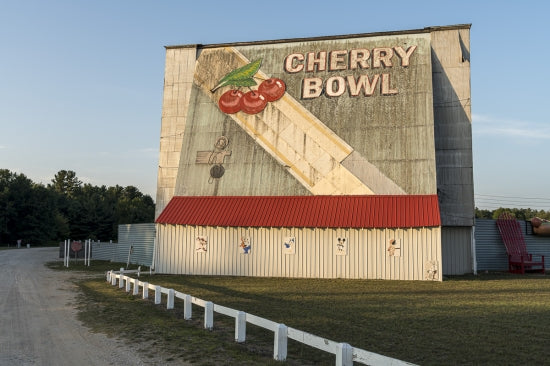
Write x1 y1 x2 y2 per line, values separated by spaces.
172 33 435 197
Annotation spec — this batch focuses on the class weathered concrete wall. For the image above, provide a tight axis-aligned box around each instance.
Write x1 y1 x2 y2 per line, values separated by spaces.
441 226 473 275
156 46 197 218
159 30 437 201
431 26 474 226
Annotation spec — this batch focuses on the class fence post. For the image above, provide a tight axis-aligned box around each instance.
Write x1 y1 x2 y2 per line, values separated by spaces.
111 272 117 286
119 268 124 289
167 289 174 309
133 278 139 295
336 343 353 366
84 239 87 266
142 282 149 299
235 311 246 343
87 239 91 266
184 294 192 320
64 240 69 267
204 301 213 330
125 277 131 292
155 286 162 304
106 270 111 283
274 323 288 361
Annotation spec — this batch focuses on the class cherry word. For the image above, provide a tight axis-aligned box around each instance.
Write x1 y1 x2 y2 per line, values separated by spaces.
211 59 286 115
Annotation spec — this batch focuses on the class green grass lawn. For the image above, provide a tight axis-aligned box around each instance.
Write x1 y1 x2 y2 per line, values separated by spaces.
48 261 550 365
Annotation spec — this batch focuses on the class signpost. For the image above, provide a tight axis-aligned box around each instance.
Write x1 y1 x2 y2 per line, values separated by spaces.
71 241 82 262
126 245 133 269
64 240 69 267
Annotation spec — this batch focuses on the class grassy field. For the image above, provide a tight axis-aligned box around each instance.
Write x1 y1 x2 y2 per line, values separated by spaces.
48 260 550 365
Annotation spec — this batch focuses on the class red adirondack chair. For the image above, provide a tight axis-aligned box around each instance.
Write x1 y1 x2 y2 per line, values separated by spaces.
496 212 545 274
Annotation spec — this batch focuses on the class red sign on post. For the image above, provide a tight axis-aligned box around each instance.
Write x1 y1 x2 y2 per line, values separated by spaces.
71 241 82 252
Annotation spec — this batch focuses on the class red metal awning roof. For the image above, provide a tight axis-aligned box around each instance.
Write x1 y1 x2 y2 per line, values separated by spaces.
156 195 441 228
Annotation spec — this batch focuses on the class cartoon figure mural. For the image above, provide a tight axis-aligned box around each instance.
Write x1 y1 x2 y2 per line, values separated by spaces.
239 236 252 254
336 237 347 256
283 236 295 254
196 136 232 183
387 238 401 257
195 236 208 253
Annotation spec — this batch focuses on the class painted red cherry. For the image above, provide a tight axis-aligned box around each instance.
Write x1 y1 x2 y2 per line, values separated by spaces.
240 90 267 114
258 78 286 101
218 89 244 114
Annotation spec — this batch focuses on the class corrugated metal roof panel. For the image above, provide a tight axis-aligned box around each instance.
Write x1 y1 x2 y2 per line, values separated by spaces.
156 195 441 229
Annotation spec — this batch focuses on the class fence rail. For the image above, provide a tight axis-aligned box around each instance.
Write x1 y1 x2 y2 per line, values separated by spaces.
106 269 416 366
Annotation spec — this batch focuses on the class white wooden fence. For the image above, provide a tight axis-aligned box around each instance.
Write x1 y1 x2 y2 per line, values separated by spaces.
106 270 416 366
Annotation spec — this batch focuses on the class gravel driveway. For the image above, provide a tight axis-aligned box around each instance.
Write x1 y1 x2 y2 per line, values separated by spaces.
0 247 187 366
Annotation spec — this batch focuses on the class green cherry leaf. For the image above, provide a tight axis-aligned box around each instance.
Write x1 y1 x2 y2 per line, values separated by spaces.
210 58 262 92
229 78 257 87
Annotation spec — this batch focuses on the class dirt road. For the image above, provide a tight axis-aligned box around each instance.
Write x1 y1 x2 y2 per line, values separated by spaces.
0 247 183 366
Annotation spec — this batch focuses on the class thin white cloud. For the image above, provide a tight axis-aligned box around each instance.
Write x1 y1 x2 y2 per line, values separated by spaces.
79 176 95 185
138 147 158 154
134 147 159 158
91 148 158 157
473 113 550 140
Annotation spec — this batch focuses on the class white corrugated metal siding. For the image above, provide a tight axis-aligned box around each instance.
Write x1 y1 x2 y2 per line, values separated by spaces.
441 226 473 275
474 219 507 271
90 224 156 266
91 241 116 261
155 224 442 281
117 223 156 266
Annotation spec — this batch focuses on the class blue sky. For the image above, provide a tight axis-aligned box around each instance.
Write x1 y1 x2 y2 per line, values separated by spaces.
1 0 548 210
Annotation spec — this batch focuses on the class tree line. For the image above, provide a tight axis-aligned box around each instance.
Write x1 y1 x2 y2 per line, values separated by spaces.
0 169 155 245
475 207 550 221
3 167 545 245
